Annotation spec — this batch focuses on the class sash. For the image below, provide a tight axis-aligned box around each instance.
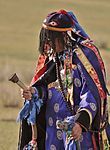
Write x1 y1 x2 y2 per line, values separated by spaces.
74 46 109 149
75 47 106 100
80 42 107 94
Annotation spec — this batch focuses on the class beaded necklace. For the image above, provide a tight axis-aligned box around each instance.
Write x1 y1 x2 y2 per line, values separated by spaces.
55 50 74 114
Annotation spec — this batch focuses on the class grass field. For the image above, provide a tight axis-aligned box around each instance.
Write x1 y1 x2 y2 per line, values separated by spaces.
0 0 110 149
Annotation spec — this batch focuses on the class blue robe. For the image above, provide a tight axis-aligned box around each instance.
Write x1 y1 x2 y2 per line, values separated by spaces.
45 65 97 150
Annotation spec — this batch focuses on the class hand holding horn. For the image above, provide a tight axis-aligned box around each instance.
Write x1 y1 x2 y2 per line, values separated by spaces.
8 73 27 90
9 73 38 145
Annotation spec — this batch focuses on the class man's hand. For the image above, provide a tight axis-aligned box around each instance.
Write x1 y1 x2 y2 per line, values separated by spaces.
21 87 36 100
72 123 82 140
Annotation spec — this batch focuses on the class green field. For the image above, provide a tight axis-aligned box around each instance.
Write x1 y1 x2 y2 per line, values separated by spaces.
0 0 110 149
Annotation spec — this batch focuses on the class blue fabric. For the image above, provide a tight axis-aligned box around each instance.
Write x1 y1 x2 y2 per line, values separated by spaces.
68 11 107 98
79 81 97 119
66 140 77 150
68 11 89 38
106 123 110 143
17 88 43 125
17 100 32 122
45 67 95 149
66 140 81 150
79 45 107 95
68 11 106 117
45 88 71 150
56 115 80 150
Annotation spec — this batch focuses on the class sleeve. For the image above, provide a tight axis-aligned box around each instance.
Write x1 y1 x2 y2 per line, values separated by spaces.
35 85 48 102
76 80 98 131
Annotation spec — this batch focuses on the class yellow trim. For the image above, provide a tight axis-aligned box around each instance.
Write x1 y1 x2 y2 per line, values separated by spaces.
77 108 93 126
42 23 73 32
75 47 106 100
101 129 110 149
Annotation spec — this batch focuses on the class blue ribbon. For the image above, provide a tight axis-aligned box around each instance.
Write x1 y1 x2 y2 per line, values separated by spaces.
17 88 43 125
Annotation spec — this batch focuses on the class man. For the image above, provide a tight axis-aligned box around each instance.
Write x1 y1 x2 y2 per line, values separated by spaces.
18 10 110 149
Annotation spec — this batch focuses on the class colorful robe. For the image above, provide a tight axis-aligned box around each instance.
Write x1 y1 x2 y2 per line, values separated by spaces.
18 12 110 150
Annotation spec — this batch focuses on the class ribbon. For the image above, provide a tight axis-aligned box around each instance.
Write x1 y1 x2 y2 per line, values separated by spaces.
17 88 43 125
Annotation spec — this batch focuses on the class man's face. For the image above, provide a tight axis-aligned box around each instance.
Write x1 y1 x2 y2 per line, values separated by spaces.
44 42 51 54
44 38 64 54
55 38 64 53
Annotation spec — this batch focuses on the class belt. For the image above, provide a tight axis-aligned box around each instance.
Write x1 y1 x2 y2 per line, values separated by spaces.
48 81 61 91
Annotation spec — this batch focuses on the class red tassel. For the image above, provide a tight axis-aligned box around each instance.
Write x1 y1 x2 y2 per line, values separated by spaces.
92 133 97 150
58 9 67 14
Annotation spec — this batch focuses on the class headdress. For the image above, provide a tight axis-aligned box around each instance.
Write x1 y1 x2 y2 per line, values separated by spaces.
42 10 74 32
39 10 74 54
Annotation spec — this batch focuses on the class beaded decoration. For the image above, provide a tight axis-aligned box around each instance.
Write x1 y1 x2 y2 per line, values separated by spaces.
63 50 73 106
56 49 74 113
23 140 38 150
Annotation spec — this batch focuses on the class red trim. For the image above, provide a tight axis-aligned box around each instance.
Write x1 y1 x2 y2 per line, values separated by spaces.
82 42 105 71
76 48 106 100
31 65 47 85
58 10 67 15
30 55 47 85
92 133 97 150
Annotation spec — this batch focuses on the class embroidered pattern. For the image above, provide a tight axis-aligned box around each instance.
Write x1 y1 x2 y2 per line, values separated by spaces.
23 140 38 150
54 103 59 113
48 117 53 126
75 48 106 100
46 132 48 140
50 144 57 150
79 134 83 142
74 78 81 87
57 130 63 140
63 50 74 107
82 42 105 71
90 103 97 111
48 90 53 99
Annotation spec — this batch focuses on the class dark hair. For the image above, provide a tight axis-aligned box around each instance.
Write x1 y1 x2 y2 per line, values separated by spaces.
39 28 66 54
38 10 74 55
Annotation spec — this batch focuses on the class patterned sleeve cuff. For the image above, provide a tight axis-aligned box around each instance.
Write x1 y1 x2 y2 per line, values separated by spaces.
76 109 92 131
35 86 48 101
